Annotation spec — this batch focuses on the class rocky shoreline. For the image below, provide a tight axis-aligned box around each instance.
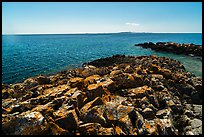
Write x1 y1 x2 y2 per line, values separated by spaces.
135 42 202 57
2 55 202 135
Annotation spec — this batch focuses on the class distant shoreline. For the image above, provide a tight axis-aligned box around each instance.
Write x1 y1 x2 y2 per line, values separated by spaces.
2 32 202 36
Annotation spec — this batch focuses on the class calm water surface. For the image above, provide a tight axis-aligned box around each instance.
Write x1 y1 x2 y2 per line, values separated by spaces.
2 33 202 84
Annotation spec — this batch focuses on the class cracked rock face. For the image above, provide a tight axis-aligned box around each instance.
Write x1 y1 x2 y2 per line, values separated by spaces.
2 55 202 135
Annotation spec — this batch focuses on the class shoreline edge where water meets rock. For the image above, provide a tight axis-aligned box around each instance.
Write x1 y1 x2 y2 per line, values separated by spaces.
2 54 202 135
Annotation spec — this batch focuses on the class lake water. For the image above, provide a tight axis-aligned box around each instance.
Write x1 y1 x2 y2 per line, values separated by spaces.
2 33 202 84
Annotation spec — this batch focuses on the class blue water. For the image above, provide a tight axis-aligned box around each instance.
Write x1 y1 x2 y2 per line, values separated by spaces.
2 33 202 84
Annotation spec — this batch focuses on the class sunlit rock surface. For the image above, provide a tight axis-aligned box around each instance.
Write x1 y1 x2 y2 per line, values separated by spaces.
2 55 202 135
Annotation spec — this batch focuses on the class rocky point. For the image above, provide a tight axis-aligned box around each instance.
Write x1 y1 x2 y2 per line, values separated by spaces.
135 42 202 58
2 54 202 135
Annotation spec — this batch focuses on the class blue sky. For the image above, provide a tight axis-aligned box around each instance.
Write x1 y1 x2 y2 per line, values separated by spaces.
2 2 202 34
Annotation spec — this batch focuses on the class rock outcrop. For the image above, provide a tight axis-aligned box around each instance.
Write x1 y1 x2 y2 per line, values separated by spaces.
2 55 202 135
135 42 202 57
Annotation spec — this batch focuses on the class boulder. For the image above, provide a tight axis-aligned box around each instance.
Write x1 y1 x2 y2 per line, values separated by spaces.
47 122 71 135
71 90 86 109
86 83 107 100
143 120 158 135
104 102 134 121
98 127 114 135
115 126 126 135
101 78 116 92
55 109 79 131
83 105 106 126
68 77 84 89
155 118 177 135
2 111 48 135
188 118 202 135
117 115 134 135
192 104 202 119
80 97 104 117
83 75 101 87
79 123 101 135
156 108 172 119
128 86 150 98
110 70 123 77
142 108 155 120
36 75 51 85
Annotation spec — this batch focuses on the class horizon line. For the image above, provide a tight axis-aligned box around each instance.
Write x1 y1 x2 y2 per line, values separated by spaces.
2 31 202 35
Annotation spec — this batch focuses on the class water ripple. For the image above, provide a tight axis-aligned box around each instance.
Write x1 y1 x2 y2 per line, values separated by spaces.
2 33 202 84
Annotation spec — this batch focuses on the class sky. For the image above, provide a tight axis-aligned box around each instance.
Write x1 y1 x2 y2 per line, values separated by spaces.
2 2 202 34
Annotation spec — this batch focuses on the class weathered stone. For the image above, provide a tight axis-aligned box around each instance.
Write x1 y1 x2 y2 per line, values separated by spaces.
43 84 70 97
140 96 150 108
55 109 79 131
86 83 107 100
104 101 134 121
83 105 106 126
151 74 164 79
68 77 84 89
98 127 114 135
143 120 158 135
2 111 47 135
80 97 104 116
2 90 10 99
79 123 101 135
36 75 51 85
147 94 160 108
117 115 134 135
2 54 202 135
101 78 116 92
156 118 177 135
115 126 126 135
64 87 78 97
124 65 134 73
110 70 123 77
156 108 172 119
142 108 155 120
188 118 202 130
128 86 150 98
83 75 101 87
71 90 86 109
23 78 38 90
150 64 161 73
111 73 136 88
160 69 172 79
132 72 145 87
48 122 71 135
192 104 202 119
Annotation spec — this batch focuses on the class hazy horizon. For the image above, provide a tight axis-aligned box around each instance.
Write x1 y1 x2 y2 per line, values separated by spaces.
2 2 202 34
2 31 202 35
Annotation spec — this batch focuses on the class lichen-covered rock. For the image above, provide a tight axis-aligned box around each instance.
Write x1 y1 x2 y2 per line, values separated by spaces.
79 123 101 135
68 77 84 89
83 75 101 87
80 97 104 117
86 83 107 100
127 86 150 98
54 109 79 131
98 127 114 135
83 105 106 126
36 75 51 85
2 54 202 135
142 107 155 120
135 42 202 57
2 111 47 135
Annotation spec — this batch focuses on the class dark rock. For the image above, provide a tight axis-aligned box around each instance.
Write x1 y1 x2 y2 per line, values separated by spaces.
55 109 79 131
142 108 155 120
36 75 51 85
79 123 101 135
2 54 202 135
